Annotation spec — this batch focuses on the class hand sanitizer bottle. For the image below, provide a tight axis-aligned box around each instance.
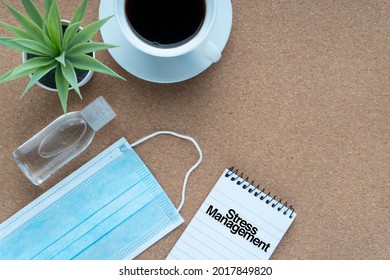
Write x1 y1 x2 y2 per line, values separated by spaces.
12 96 116 185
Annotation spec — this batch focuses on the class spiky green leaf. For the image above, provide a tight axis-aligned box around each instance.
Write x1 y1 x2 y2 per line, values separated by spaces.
0 65 37 83
0 21 32 39
67 42 117 56
55 51 66 66
0 68 15 83
40 27 57 51
4 2 44 41
8 56 54 81
0 36 49 56
70 0 88 24
61 21 81 51
69 16 112 48
9 38 56 56
46 0 62 51
55 64 69 113
22 0 44 27
61 58 81 98
68 54 125 80
43 0 54 19
21 60 57 97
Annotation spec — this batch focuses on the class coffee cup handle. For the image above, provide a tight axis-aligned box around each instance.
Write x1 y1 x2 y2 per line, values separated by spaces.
195 40 221 63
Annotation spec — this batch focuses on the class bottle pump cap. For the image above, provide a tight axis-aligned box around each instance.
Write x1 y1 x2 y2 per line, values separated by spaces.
80 96 116 132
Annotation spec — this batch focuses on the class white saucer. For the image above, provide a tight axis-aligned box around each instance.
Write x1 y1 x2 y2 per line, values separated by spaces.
99 0 232 83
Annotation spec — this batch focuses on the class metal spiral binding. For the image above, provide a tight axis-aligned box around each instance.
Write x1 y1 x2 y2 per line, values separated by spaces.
225 167 295 219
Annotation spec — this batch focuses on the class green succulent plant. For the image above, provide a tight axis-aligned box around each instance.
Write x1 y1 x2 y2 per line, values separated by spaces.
0 0 125 113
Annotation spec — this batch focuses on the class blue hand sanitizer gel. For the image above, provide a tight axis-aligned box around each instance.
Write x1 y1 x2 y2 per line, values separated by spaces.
12 96 116 185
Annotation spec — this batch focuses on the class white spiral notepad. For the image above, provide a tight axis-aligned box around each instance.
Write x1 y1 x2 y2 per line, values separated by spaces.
167 168 296 260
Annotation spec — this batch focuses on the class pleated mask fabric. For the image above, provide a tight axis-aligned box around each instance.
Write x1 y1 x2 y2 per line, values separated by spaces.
0 138 184 260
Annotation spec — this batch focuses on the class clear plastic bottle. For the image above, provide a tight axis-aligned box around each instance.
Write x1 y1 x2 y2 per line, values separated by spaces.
12 96 116 185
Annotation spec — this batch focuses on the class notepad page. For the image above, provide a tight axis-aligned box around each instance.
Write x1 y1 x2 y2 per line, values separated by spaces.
167 169 296 260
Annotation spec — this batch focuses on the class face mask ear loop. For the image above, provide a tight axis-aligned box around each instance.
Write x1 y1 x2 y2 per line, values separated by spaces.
130 131 203 212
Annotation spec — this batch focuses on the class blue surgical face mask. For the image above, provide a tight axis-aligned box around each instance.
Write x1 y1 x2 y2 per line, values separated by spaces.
0 131 202 260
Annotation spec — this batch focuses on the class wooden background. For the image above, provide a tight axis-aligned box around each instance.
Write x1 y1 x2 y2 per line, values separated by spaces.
0 0 389 259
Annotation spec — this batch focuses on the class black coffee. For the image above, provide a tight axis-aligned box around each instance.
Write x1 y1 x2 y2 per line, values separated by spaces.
125 0 206 48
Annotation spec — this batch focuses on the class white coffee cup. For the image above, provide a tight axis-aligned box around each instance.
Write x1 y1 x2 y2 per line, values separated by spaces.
113 0 221 63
